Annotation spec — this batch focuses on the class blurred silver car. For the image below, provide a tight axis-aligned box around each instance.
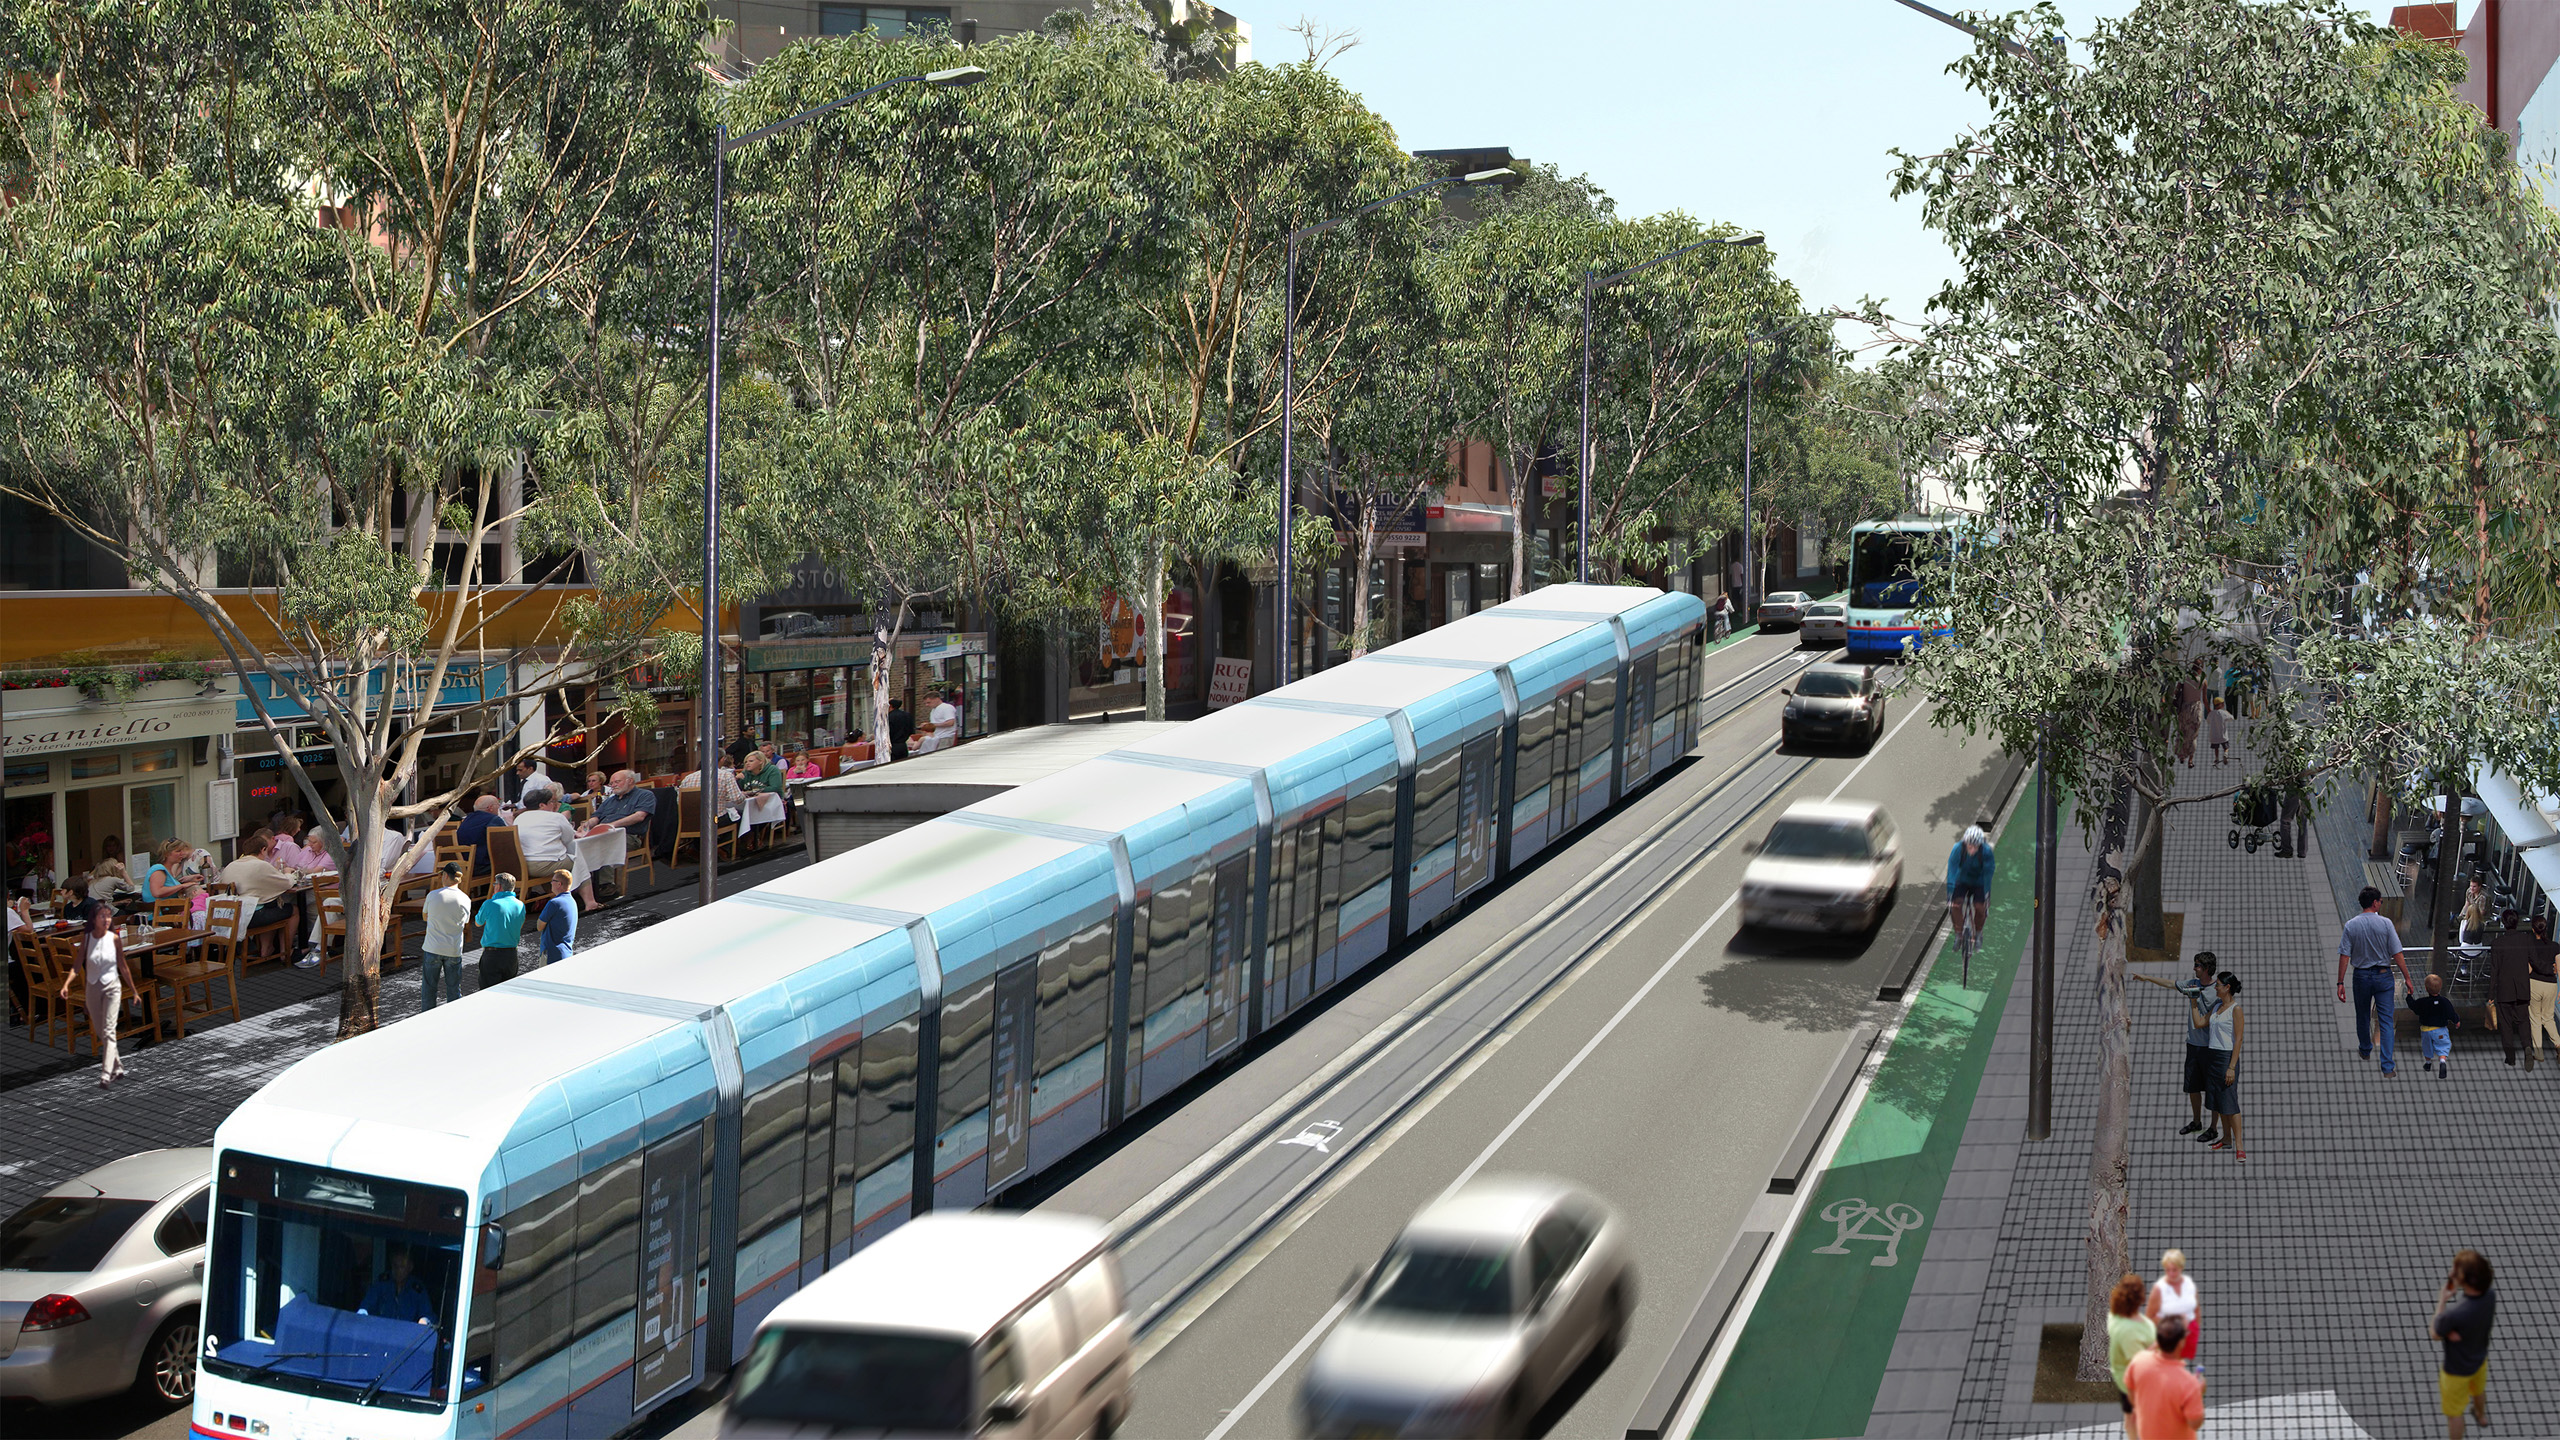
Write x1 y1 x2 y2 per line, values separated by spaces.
1757 591 1812 630
1739 800 1904 934
1799 601 1848 647
1298 1178 1633 1439
0 1147 212 1409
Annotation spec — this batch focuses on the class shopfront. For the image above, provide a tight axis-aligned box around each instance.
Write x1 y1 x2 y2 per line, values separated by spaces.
1070 591 1194 721
742 632 992 751
4 679 241 894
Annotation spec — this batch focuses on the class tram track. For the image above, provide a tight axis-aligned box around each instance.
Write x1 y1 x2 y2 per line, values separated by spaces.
1102 639 1834 1343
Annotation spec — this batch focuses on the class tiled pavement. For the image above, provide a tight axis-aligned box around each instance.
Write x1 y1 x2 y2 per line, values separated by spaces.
1 843 808 1219
1 835 804 1091
1865 741 2560 1439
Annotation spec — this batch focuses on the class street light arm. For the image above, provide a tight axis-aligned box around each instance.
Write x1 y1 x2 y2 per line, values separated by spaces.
1594 232 1763 289
1287 169 1507 243
721 64 984 153
1887 0 2030 56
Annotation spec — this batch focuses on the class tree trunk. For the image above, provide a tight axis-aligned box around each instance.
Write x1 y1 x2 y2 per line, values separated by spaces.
2078 785 2139 1382
2130 790 2167 952
2368 778 2394 861
870 595 899 760
337 779 386 1039
1143 540 1167 723
1348 521 1378 660
1508 446 1532 599
2428 781 2461 980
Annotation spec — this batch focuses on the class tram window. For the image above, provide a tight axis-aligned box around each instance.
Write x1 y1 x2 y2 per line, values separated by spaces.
854 1019 918 1232
830 1053 861 1246
1558 687 1584 822
1205 854 1250 1052
1034 916 1113 1120
1267 825 1300 988
493 1180 579 1383
570 1151 643 1353
1580 672 1616 799
738 1076 807 1254
801 1060 836 1268
1125 897 1153 1108
1514 701 1555 837
1340 782 1395 938
1412 748 1462 893
937 976 996 1170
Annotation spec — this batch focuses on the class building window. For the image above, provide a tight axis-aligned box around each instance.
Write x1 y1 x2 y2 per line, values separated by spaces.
0 495 128 591
69 753 123 781
820 4 950 36
131 746 181 775
5 758 49 789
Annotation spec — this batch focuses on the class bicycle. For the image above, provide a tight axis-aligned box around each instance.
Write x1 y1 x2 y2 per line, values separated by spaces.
1954 905 1983 985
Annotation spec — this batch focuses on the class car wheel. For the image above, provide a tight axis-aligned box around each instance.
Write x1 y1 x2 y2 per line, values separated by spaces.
135 1310 198 1406
1599 1281 1630 1359
1095 1400 1121 1440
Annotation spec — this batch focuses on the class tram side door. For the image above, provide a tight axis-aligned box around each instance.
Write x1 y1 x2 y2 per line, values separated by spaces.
1205 853 1251 1057
1453 733 1497 899
984 960 1038 1192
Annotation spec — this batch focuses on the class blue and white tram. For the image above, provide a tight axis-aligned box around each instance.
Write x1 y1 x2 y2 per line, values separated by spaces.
1844 516 1961 660
189 584 1706 1440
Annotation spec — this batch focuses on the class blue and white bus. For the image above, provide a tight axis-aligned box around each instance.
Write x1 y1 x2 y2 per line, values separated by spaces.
1845 517 1961 660
188 583 1709 1440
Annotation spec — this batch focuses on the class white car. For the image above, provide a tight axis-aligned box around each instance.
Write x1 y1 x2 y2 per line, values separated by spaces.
1757 591 1812 630
1799 601 1848 647
1739 799 1904 934
1298 1178 1634 1439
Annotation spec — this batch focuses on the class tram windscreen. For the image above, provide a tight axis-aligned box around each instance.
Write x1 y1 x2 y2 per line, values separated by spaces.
202 1152 468 1413
1851 530 1932 609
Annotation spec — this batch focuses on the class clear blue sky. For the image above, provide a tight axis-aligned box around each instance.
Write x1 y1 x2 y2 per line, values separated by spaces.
1287 0 2407 353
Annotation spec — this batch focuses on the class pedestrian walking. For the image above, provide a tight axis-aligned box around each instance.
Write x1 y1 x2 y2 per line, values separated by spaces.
2125 1317 2204 1440
886 700 914 762
2133 951 2221 1135
2193 972 2245 1158
419 861 472 1011
2173 661 2206 768
2409 972 2462 1080
2338 885 2419 1076
475 872 526 989
1711 590 1733 640
2525 912 2558 1066
2205 695 2231 765
58 902 138 1087
2106 1273 2154 1440
538 869 578 967
2456 878 2491 982
2486 909 2538 1071
2146 1249 2201 1368
2431 1249 2495 1440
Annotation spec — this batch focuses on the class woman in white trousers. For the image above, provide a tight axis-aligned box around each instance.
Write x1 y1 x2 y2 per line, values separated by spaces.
60 903 140 1086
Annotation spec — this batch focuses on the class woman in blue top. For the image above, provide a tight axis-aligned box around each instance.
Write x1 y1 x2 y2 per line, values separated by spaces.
142 838 202 908
1947 824 1995 940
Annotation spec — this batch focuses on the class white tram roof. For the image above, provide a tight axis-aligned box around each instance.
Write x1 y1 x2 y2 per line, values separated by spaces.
759 1212 1112 1342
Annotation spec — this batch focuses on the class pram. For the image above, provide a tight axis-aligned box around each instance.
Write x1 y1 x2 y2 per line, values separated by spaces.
2228 782 2280 853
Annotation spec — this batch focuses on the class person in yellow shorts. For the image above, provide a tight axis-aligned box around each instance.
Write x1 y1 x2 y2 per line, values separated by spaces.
2430 1249 2495 1439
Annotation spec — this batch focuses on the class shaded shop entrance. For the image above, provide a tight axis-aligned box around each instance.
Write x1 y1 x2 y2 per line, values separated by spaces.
741 634 990 750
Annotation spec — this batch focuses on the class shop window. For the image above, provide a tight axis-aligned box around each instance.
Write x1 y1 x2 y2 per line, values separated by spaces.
128 782 178 861
69 753 122 781
5 757 48 790
131 746 180 775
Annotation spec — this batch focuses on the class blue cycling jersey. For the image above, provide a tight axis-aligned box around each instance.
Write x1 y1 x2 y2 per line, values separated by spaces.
1947 839 1995 892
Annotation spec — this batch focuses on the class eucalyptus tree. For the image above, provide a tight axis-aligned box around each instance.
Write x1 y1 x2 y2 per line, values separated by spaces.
1432 167 1617 596
1892 0 2560 1377
727 23 1190 746
0 0 713 1036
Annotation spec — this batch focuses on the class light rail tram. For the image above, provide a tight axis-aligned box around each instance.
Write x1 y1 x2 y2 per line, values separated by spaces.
189 584 1707 1440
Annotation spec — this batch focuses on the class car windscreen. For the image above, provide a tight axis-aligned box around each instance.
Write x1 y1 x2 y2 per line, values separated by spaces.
0 1196 154 1273
1365 1245 1516 1318
1760 819 1873 862
730 1327 974 1431
1794 671 1863 699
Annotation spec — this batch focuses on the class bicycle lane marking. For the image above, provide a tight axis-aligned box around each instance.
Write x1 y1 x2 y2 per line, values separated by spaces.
1690 775 2042 1440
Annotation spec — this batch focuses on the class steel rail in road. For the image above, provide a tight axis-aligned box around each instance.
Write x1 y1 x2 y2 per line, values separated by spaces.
1105 640 1837 1342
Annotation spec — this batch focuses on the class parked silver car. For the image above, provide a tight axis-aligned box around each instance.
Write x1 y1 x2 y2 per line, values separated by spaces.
0 1147 213 1409
1298 1177 1634 1439
1757 591 1812 630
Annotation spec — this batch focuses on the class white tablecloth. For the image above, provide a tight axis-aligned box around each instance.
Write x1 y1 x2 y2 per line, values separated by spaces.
524 831 628 889
741 792 788 833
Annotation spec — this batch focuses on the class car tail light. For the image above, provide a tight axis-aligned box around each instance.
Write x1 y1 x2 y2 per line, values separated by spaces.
21 1292 90 1330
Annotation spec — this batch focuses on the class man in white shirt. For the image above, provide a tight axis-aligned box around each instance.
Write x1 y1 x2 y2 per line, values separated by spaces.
220 829 318 966
928 688 962 751
419 861 473 1011
513 788 603 910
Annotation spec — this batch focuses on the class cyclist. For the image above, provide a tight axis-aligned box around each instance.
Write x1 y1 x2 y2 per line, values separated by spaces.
1948 823 1995 946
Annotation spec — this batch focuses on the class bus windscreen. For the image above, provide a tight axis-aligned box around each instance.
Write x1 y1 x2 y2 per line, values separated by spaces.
1851 530 1930 609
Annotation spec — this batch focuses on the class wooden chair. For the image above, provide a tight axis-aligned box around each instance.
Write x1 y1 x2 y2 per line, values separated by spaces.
486 826 531 889
151 897 192 928
14 926 61 1043
34 934 95 1054
436 841 488 902
675 788 738 864
613 818 657 895
159 898 243 1037
385 872 436 967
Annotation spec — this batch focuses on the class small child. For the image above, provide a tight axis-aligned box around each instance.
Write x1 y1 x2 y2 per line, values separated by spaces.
2205 696 2232 766
2409 972 2461 1079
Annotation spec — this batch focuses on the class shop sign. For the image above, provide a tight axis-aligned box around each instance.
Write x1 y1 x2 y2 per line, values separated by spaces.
1207 658 1253 711
237 662 499 723
747 639 870 673
917 633 987 662
1380 532 1428 551
3 695 237 758
1427 501 1514 534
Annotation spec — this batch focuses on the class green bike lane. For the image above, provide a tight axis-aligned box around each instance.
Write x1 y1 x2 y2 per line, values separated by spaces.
1694 777 2043 1439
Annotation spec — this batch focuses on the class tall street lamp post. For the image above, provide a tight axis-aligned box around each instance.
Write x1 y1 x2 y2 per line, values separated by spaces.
1578 234 1761 584
697 65 987 911
1279 167 1510 688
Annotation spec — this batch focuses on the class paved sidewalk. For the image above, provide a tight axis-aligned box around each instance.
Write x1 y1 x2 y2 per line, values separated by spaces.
1 844 808 1219
1853 740 2560 1438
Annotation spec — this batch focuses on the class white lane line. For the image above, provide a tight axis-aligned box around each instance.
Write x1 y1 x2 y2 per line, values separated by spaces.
1444 890 1741 1196
1199 1292 1356 1440
1824 701 1928 802
1201 890 1744 1438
